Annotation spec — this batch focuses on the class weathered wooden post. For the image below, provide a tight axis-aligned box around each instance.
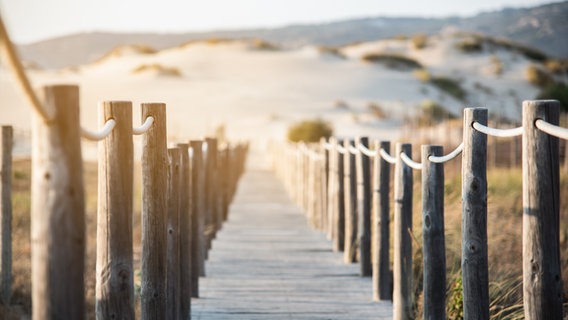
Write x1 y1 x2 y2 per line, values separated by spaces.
334 140 345 252
344 140 358 264
0 126 12 306
373 140 391 301
462 108 489 320
357 137 372 276
176 143 192 318
141 103 168 320
393 143 412 320
32 85 85 319
204 137 218 249
96 101 135 319
422 145 446 319
320 138 330 236
522 100 562 319
166 148 181 320
190 140 206 281
327 138 337 241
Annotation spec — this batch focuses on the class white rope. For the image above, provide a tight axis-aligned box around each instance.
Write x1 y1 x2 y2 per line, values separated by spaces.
400 152 423 170
133 116 154 135
379 148 397 164
322 142 333 150
336 145 348 154
348 144 360 155
535 119 568 140
428 142 464 164
81 119 116 141
472 122 523 138
358 144 378 157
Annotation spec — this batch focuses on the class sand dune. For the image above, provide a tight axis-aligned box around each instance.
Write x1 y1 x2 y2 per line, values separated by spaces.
0 33 546 159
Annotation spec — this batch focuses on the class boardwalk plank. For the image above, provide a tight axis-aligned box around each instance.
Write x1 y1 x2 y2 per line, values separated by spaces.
192 170 393 320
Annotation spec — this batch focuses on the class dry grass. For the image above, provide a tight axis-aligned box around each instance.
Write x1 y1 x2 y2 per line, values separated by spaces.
131 63 182 77
361 53 423 70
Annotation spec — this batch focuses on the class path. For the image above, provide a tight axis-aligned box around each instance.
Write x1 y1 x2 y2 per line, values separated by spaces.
191 170 392 319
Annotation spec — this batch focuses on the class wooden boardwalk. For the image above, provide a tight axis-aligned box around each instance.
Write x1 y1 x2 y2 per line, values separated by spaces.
191 170 393 319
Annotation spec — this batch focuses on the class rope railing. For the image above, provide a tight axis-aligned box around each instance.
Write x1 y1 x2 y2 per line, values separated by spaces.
348 144 359 155
133 116 155 135
472 122 523 138
379 148 397 164
81 119 117 141
400 152 423 170
336 145 348 154
358 144 378 157
428 142 464 164
535 119 568 140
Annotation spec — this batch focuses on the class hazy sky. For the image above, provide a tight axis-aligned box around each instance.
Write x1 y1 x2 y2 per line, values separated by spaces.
0 0 557 44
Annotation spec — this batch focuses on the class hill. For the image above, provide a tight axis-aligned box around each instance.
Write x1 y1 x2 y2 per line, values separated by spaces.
17 1 568 69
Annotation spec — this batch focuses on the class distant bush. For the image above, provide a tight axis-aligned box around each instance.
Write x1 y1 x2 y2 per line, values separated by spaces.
361 53 423 70
131 63 182 77
455 38 483 53
417 100 456 126
430 76 467 101
287 119 333 143
536 83 568 112
411 34 428 50
250 39 280 51
484 37 548 62
413 69 431 82
490 55 504 76
526 64 553 87
317 46 346 59
367 102 388 119
545 59 568 75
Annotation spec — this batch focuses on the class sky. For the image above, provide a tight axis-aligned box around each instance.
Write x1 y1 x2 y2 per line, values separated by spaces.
0 0 558 44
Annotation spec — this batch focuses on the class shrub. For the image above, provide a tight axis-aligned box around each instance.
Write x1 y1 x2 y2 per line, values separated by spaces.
455 38 483 53
250 39 280 51
536 83 568 112
317 46 346 59
412 34 428 50
287 119 333 143
417 100 456 126
367 102 387 119
484 37 548 62
414 69 431 82
361 53 423 70
526 64 553 87
131 63 182 77
490 55 504 76
430 76 467 101
545 59 568 75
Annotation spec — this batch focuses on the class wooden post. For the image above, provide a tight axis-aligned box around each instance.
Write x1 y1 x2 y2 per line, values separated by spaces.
462 108 489 320
522 100 562 319
204 138 218 251
373 140 391 301
421 145 446 319
190 140 206 280
96 101 135 319
327 138 336 242
321 138 330 236
0 126 12 306
176 143 192 318
393 143 412 320
334 140 345 252
31 85 85 319
344 140 358 264
166 148 181 320
357 137 372 276
141 103 167 320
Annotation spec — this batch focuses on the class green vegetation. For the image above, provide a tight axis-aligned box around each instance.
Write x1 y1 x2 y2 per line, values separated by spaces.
483 36 548 62
317 46 346 59
490 55 504 76
430 76 467 101
416 100 456 126
455 38 483 53
250 39 280 51
367 102 387 119
525 64 553 87
536 82 568 112
411 34 428 50
287 119 333 143
131 63 182 77
545 59 568 75
361 53 423 70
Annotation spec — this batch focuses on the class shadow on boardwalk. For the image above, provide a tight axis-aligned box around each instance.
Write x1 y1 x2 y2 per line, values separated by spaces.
192 170 392 320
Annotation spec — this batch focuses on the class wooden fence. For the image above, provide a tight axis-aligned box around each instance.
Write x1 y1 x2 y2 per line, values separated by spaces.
0 85 248 319
273 100 564 320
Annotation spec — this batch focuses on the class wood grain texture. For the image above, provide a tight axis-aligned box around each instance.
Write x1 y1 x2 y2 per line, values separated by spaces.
421 145 446 320
522 100 562 320
335 140 345 252
0 126 12 306
190 140 206 280
192 170 392 320
461 108 489 320
373 140 391 301
32 85 85 320
140 103 168 320
177 143 192 318
96 101 135 320
344 140 358 264
393 143 412 320
166 148 181 320
356 137 371 276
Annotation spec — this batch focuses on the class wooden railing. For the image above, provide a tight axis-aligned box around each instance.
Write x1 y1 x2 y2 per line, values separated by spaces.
273 100 564 320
